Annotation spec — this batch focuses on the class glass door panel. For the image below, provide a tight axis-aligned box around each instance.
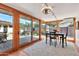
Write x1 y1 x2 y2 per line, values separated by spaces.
59 18 74 42
0 9 13 52
33 20 39 40
41 24 46 39
19 16 32 45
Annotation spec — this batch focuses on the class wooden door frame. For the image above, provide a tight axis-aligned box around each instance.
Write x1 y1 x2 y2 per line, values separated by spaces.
13 11 20 50
73 17 76 43
0 4 42 54
0 4 20 52
39 20 42 40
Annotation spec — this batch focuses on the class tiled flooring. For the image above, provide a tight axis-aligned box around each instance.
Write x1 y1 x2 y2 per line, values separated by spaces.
8 40 79 56
0 36 38 52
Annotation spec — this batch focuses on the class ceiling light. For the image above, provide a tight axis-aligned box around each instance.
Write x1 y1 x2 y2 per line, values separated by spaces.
41 3 57 19
41 6 53 15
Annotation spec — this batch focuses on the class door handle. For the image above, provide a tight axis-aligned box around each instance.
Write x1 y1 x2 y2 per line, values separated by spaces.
18 31 19 34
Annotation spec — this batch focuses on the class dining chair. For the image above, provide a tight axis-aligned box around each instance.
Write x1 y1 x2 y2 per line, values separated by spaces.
50 32 57 47
60 32 68 46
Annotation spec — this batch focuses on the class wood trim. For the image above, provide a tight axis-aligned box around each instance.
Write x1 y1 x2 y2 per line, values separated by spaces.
13 11 20 50
0 3 41 21
45 17 75 23
39 20 42 40
45 20 62 23
78 21 79 29
41 20 46 24
0 4 15 13
0 4 42 53
63 17 75 19
73 17 76 43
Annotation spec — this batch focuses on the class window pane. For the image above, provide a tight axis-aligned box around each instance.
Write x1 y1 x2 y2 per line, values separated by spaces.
0 9 13 52
33 20 39 40
41 24 46 39
59 18 74 41
19 16 32 45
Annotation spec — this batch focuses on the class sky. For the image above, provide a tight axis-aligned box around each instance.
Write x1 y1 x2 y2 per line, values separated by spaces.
0 13 13 23
0 13 31 24
0 13 39 25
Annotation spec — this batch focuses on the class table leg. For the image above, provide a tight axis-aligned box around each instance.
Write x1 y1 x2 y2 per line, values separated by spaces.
50 38 52 46
62 35 64 48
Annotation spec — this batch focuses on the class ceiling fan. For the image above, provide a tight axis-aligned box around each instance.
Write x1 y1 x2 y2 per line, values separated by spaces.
41 3 57 19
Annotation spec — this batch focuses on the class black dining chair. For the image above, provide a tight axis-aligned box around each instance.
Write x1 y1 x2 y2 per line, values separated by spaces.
60 32 68 46
50 32 57 47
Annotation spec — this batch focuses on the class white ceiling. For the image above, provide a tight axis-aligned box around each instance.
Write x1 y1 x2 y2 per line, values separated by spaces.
3 3 79 21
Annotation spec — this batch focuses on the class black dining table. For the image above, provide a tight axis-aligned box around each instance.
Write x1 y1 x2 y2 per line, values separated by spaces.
46 32 64 48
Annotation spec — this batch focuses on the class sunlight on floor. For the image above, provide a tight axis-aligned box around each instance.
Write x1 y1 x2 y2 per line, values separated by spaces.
9 40 79 56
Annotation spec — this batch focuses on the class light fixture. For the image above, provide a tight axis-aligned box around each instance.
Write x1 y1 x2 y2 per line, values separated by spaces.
41 3 57 19
41 3 53 15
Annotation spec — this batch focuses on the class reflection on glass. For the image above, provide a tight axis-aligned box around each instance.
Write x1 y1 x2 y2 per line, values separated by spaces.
0 9 13 52
33 20 39 40
46 22 58 32
76 20 79 43
20 16 31 45
41 24 46 39
59 18 74 41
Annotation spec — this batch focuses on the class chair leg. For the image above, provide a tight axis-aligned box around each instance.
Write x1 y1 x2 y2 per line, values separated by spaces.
54 40 57 47
46 35 47 44
65 39 67 46
50 38 52 46
60 38 61 44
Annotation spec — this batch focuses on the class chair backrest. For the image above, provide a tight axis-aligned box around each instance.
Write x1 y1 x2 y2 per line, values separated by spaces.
65 32 68 39
50 32 56 39
50 32 56 34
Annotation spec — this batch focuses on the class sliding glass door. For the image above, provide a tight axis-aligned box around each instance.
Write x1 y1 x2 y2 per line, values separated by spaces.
59 18 75 42
19 16 32 45
0 9 13 52
41 24 46 39
33 20 39 40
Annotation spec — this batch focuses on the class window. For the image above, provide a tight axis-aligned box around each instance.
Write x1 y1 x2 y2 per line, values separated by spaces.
0 9 13 52
33 19 39 40
19 16 32 45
